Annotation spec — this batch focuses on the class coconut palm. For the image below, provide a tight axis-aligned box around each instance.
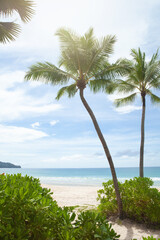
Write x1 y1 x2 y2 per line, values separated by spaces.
25 28 126 218
0 0 34 43
115 48 160 177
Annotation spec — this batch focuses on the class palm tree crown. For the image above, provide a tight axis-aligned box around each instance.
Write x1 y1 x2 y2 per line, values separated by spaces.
115 48 160 177
26 28 118 94
115 48 160 106
0 0 34 43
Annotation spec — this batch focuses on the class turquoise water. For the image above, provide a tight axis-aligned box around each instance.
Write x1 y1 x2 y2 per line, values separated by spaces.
0 167 160 186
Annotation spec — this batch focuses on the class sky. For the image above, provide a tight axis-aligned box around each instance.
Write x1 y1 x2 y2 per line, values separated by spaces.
0 0 160 168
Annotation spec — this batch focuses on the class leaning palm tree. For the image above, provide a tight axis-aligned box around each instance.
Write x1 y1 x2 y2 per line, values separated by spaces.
0 0 34 43
115 48 160 177
25 28 125 218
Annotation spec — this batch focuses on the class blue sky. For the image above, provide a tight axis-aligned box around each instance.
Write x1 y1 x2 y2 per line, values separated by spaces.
0 0 160 168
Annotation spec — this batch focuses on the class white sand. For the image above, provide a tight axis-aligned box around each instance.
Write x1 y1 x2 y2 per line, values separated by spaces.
42 184 160 240
42 184 100 207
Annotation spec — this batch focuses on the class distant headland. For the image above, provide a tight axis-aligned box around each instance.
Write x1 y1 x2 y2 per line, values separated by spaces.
0 161 21 168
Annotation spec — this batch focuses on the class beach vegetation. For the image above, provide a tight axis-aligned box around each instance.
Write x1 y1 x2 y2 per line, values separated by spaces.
24 27 129 219
0 0 35 43
0 174 120 240
0 173 58 239
97 177 160 227
74 210 120 239
133 237 160 240
113 48 160 177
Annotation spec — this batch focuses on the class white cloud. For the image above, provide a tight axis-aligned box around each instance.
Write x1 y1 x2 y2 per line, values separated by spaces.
0 71 24 89
50 120 59 126
41 154 83 163
0 129 158 168
0 71 62 122
31 122 40 128
0 125 47 143
0 88 62 122
115 105 142 114
61 154 83 162
107 92 141 114
41 158 57 163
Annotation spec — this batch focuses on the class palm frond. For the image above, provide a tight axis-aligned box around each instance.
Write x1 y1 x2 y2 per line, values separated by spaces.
111 58 133 76
25 62 71 85
88 59 133 94
147 90 160 104
131 48 145 65
149 48 159 65
84 27 94 40
130 48 146 82
56 84 78 100
0 21 20 43
127 74 140 86
56 28 82 76
96 59 133 81
0 0 35 22
98 35 116 57
84 35 116 76
89 79 116 93
114 93 138 107
87 58 133 95
56 27 117 79
116 79 137 93
55 28 78 48
144 61 160 85
147 76 160 89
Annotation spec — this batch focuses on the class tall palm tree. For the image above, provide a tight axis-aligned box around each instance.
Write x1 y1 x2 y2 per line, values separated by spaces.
25 28 125 218
114 48 160 177
0 0 34 43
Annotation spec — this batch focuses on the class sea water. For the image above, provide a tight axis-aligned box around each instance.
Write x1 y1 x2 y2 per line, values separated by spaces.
0 167 160 187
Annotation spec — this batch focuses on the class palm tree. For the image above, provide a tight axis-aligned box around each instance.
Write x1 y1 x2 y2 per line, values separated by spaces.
0 0 34 43
25 28 125 218
114 48 160 177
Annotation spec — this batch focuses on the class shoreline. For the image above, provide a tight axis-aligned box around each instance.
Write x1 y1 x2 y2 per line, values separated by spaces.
41 184 160 240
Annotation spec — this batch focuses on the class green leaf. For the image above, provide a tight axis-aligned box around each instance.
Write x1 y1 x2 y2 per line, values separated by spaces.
0 21 20 43
56 84 77 100
114 93 138 107
0 0 35 23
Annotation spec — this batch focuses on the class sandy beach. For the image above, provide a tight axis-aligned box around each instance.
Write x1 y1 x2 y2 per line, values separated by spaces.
42 184 160 240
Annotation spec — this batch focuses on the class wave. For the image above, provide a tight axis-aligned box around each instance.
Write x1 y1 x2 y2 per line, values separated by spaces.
39 176 160 186
39 176 107 186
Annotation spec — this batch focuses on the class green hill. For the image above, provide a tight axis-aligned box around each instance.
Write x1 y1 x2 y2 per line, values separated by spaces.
0 161 21 168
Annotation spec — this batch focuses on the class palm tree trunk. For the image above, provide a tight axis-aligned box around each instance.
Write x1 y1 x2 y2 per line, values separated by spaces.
79 88 123 219
140 96 146 177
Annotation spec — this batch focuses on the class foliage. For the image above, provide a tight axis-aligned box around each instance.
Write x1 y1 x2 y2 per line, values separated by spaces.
142 237 160 240
75 211 120 240
0 0 34 43
25 27 128 98
0 174 119 240
133 237 160 240
0 173 58 239
97 177 160 227
114 48 160 107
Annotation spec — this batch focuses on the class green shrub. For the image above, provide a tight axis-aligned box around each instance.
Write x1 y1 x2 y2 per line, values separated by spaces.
97 177 160 227
133 237 160 240
75 211 120 240
142 237 160 240
0 173 59 239
0 174 119 240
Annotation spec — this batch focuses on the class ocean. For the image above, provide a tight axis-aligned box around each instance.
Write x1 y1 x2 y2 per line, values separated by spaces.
0 167 160 187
